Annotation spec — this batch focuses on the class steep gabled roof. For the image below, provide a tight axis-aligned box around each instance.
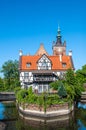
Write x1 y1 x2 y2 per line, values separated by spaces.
19 55 74 71
36 54 52 64
20 55 40 70
35 44 49 56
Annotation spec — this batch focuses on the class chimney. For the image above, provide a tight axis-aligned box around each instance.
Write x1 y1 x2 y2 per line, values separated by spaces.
69 50 72 56
19 50 23 56
59 54 62 62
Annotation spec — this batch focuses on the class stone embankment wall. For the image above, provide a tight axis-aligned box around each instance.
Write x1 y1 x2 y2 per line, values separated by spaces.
20 103 69 111
47 103 69 111
18 103 74 118
0 92 16 101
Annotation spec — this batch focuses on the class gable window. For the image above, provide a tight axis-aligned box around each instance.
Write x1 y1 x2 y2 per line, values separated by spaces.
41 59 48 70
62 63 67 68
26 62 31 68
37 54 51 70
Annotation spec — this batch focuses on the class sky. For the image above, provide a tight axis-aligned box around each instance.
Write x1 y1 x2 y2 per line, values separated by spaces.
0 0 86 75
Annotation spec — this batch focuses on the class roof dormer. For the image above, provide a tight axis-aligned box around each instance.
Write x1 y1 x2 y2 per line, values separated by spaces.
37 54 52 70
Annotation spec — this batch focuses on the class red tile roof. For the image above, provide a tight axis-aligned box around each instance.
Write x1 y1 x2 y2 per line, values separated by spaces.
19 55 73 71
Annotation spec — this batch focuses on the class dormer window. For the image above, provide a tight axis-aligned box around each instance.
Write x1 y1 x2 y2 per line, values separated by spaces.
41 59 48 70
26 62 31 68
62 63 67 68
37 54 51 70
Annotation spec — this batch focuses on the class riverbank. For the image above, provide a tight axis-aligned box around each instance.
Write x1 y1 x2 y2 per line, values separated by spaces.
0 101 86 130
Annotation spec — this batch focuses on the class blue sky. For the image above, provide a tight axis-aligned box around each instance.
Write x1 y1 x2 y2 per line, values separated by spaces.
0 0 86 74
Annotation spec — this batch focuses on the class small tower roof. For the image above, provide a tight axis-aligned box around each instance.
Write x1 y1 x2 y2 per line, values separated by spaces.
35 43 49 56
57 24 60 36
56 25 62 45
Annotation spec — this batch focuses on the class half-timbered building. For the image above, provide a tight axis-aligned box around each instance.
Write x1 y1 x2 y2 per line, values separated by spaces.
19 27 74 93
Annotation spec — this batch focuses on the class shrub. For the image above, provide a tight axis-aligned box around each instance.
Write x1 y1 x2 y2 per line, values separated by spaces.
16 89 28 103
58 82 67 98
37 95 43 106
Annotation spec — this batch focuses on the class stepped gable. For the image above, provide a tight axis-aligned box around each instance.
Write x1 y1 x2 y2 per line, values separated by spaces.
35 43 48 56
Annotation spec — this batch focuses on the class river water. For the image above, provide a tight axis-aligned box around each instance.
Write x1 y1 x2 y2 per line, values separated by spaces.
0 102 86 130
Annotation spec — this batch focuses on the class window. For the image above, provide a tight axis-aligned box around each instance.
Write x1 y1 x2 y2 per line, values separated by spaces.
26 62 31 68
24 72 29 77
41 59 48 70
24 72 29 81
43 85 47 92
38 55 51 70
62 63 67 68
39 85 42 93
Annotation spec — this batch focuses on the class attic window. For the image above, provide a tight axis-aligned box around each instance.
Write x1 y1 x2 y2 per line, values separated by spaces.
62 63 67 68
26 62 31 68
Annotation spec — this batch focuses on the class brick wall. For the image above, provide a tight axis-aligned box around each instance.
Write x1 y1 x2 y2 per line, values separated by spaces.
46 103 69 111
21 103 69 112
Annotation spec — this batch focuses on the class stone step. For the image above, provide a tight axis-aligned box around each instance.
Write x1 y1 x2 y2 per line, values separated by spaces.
80 100 86 103
81 96 86 99
80 91 86 103
81 94 86 96
81 92 86 95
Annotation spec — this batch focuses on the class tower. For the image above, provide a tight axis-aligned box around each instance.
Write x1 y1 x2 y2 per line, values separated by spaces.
52 26 66 56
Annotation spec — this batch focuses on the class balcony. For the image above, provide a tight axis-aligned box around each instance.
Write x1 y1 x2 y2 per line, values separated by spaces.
33 77 56 82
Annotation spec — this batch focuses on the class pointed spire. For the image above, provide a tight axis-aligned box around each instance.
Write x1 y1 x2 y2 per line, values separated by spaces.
57 24 61 36
56 25 62 45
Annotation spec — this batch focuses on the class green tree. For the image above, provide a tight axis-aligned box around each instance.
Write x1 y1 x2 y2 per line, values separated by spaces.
58 82 67 98
65 68 76 85
0 77 4 91
1 60 20 91
64 68 83 101
50 80 61 90
16 89 28 103
76 64 86 87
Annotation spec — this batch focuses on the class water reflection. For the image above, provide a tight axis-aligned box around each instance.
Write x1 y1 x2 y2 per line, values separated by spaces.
0 102 17 120
0 102 18 130
77 102 86 130
0 103 5 119
17 113 74 130
16 114 74 130
0 102 86 130
78 102 86 109
77 120 86 130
